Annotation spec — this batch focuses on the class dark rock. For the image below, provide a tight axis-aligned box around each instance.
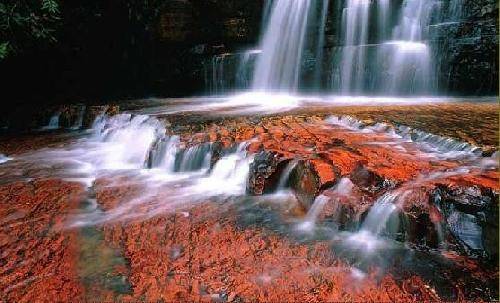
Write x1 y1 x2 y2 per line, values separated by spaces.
433 184 499 260
349 164 388 193
247 151 285 195
289 160 321 209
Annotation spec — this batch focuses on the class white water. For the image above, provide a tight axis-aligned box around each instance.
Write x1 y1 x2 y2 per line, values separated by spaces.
200 0 477 96
277 159 298 190
296 194 329 233
359 193 399 236
340 0 371 93
0 154 12 164
1 114 256 226
252 0 312 91
295 178 355 233
325 114 482 160
336 0 439 95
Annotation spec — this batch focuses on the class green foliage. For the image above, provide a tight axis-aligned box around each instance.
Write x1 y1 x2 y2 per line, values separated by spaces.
0 42 8 59
42 0 59 14
0 0 60 59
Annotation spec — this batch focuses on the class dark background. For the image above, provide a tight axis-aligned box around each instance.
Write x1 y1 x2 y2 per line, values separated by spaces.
0 0 498 112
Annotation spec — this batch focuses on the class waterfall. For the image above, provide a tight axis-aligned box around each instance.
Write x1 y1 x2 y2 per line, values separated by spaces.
312 0 330 88
334 0 441 95
197 143 253 196
71 105 86 130
296 195 329 232
447 0 465 21
359 193 398 236
177 143 213 172
202 0 474 96
276 159 299 190
146 136 180 171
345 192 400 251
236 50 261 90
204 50 260 95
93 114 166 170
340 0 371 94
252 0 312 91
43 113 60 130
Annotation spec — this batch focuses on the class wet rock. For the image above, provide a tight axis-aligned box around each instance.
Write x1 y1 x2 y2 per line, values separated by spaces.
349 163 392 193
58 104 85 128
83 105 120 128
433 184 499 259
320 179 374 231
289 160 321 209
247 151 285 195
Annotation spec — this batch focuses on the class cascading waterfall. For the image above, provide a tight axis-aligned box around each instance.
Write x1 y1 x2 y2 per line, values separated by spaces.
252 0 312 91
204 50 260 94
359 193 399 236
339 0 371 94
203 0 474 96
334 0 440 95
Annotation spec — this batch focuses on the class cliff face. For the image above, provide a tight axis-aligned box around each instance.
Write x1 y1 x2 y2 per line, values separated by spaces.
432 0 498 95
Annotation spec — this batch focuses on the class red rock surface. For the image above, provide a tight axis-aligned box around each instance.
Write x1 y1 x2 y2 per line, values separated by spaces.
0 102 497 301
0 180 84 302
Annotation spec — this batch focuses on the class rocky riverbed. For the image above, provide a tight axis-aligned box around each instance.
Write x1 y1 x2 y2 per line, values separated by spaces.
0 100 498 302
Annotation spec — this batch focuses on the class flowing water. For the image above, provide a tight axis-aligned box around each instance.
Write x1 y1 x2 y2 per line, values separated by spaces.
203 0 475 96
42 113 61 130
252 0 312 91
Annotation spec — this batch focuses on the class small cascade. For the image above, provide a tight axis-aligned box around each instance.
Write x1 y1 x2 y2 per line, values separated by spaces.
396 125 482 157
176 143 213 172
71 105 86 130
296 195 329 232
42 113 60 130
92 114 166 170
447 0 465 21
207 53 230 94
146 136 180 171
345 193 400 251
204 50 260 94
197 143 253 196
325 115 482 159
277 159 299 190
359 193 399 236
236 50 261 90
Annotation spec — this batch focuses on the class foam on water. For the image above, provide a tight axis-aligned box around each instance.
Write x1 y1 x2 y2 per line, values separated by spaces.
325 114 483 160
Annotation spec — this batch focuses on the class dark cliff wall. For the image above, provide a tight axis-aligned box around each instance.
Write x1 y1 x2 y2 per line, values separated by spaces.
0 0 264 109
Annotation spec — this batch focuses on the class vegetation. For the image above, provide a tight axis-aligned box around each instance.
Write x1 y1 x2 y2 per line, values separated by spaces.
0 0 60 59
